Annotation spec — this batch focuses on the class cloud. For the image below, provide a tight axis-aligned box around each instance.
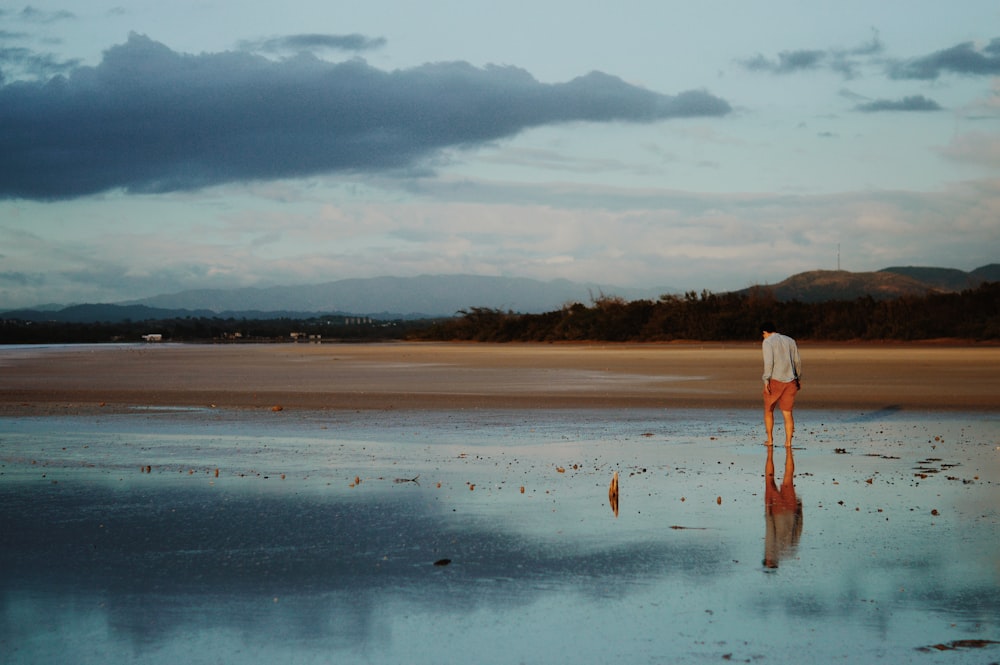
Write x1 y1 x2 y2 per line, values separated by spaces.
0 34 731 201
837 87 869 103
740 49 827 74
239 33 387 54
0 270 39 286
841 29 885 57
0 44 82 80
889 37 1000 79
854 95 943 112
0 21 81 81
739 31 884 79
18 6 76 23
2 176 996 307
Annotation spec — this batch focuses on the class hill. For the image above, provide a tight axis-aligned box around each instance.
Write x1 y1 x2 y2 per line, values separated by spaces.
969 264 1000 283
738 264 997 302
3 266 995 323
878 265 997 290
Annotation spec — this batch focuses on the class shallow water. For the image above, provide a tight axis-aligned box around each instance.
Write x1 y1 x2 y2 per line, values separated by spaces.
1 408 998 664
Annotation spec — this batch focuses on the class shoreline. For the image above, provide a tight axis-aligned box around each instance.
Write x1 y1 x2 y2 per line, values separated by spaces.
2 343 998 664
1 341 999 415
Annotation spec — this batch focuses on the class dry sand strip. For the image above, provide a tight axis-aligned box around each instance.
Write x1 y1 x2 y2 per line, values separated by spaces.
1 341 998 414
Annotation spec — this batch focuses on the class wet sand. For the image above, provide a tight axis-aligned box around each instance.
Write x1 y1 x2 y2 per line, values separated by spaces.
1 342 998 663
1 341 998 414
2 405 998 663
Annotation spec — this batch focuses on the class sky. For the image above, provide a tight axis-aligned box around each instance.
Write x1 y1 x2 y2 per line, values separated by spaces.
1 1 999 309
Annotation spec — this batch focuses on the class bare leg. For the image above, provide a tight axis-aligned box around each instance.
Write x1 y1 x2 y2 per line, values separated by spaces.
781 409 795 447
764 406 775 446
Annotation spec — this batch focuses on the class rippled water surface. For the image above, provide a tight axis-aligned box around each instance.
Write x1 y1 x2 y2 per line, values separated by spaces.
1 408 998 664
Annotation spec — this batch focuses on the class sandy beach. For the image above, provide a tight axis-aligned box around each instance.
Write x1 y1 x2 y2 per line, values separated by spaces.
1 341 998 414
2 341 998 663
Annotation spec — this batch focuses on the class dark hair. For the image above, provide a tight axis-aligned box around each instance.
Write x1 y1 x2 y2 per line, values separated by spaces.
760 321 777 333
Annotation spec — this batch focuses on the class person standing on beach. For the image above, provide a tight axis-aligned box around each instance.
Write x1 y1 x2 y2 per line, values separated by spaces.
761 321 802 447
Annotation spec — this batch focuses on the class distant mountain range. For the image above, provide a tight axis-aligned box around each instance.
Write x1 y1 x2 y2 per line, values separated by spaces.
122 275 665 316
2 275 665 323
3 265 996 323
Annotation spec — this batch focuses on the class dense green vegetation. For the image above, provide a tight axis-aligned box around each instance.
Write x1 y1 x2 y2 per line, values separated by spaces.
2 282 997 344
416 282 1000 342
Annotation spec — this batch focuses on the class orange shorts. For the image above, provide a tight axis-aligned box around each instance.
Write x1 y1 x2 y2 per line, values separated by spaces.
763 379 799 411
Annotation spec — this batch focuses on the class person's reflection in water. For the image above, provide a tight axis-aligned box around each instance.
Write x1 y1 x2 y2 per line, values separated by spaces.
763 444 803 570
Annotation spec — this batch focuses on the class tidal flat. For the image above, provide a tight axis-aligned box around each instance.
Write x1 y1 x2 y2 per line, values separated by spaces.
1 406 998 664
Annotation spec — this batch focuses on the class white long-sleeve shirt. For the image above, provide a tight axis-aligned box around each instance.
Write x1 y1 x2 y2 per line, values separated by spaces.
762 333 802 384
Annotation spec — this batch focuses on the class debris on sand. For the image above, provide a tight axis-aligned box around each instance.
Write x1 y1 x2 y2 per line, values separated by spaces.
394 475 420 484
916 639 999 653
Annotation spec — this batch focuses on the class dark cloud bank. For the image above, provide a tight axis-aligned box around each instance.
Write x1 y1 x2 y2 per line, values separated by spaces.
0 34 731 200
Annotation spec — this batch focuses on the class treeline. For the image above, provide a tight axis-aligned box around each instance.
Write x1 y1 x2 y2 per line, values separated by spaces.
414 282 1000 342
3 282 997 344
0 315 431 345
